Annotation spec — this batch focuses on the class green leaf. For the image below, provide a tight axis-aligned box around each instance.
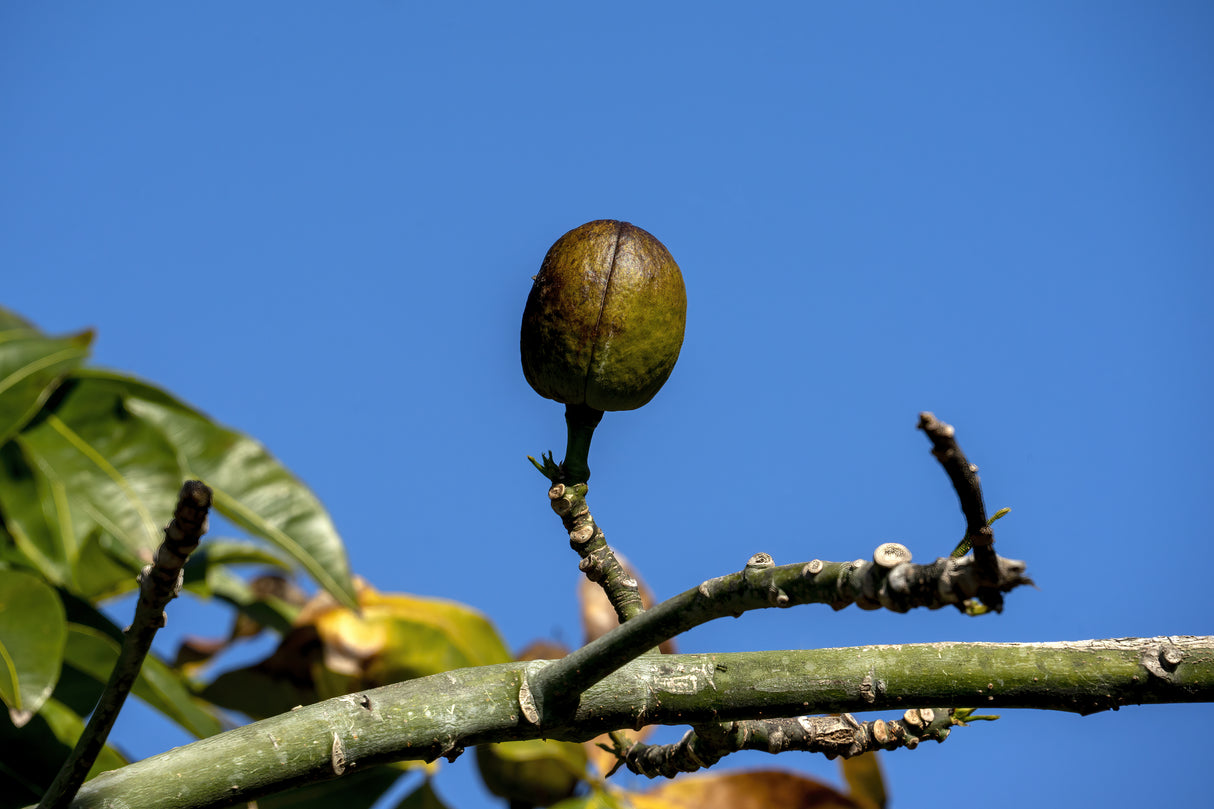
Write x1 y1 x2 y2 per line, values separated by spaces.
551 790 628 809
0 444 135 599
182 563 300 635
200 664 318 721
0 695 127 804
988 507 1011 525
82 369 356 609
54 591 226 738
255 764 411 809
393 779 454 809
185 537 293 572
0 307 36 331
950 508 1012 558
0 324 93 445
477 739 587 807
0 568 67 725
181 538 293 598
62 622 223 739
952 707 999 723
0 440 74 587
14 376 185 597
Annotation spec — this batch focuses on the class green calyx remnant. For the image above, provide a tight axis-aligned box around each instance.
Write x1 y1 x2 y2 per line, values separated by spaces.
521 219 686 485
528 403 604 485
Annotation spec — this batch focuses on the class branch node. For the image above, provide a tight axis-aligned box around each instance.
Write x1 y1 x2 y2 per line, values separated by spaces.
1160 644 1185 670
744 552 774 571
873 542 912 568
519 670 540 726
330 733 347 776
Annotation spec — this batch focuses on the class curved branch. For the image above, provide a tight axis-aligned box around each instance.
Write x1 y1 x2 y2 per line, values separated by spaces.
918 412 1003 608
609 707 976 777
528 547 1032 727
547 481 644 623
56 636 1214 809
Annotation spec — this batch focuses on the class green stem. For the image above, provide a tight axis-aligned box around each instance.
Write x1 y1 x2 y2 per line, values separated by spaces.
561 403 603 484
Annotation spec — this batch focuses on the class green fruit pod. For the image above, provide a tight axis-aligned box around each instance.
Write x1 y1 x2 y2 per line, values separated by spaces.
520 219 687 412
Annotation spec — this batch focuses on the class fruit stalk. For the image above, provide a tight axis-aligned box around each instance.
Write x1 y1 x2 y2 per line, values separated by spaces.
561 403 604 484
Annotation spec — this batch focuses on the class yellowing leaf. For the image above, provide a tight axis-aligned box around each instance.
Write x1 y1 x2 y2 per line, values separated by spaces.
203 580 513 716
309 581 511 698
840 752 886 809
476 739 588 807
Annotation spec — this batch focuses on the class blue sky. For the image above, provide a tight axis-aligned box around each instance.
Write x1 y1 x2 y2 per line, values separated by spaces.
3 3 1212 807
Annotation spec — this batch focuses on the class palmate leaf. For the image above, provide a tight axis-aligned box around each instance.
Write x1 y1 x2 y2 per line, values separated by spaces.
90 370 358 610
0 568 67 726
0 312 93 445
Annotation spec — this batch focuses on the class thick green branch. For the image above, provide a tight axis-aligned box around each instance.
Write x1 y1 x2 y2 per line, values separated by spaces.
53 636 1214 809
527 547 1031 726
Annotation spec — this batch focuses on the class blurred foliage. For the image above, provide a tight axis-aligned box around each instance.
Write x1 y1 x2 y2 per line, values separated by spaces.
0 306 360 804
0 306 883 809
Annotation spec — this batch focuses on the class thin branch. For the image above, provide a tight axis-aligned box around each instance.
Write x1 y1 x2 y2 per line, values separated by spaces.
39 480 212 809
54 636 1214 809
918 412 1003 609
607 707 977 777
526 545 1031 729
547 482 644 623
